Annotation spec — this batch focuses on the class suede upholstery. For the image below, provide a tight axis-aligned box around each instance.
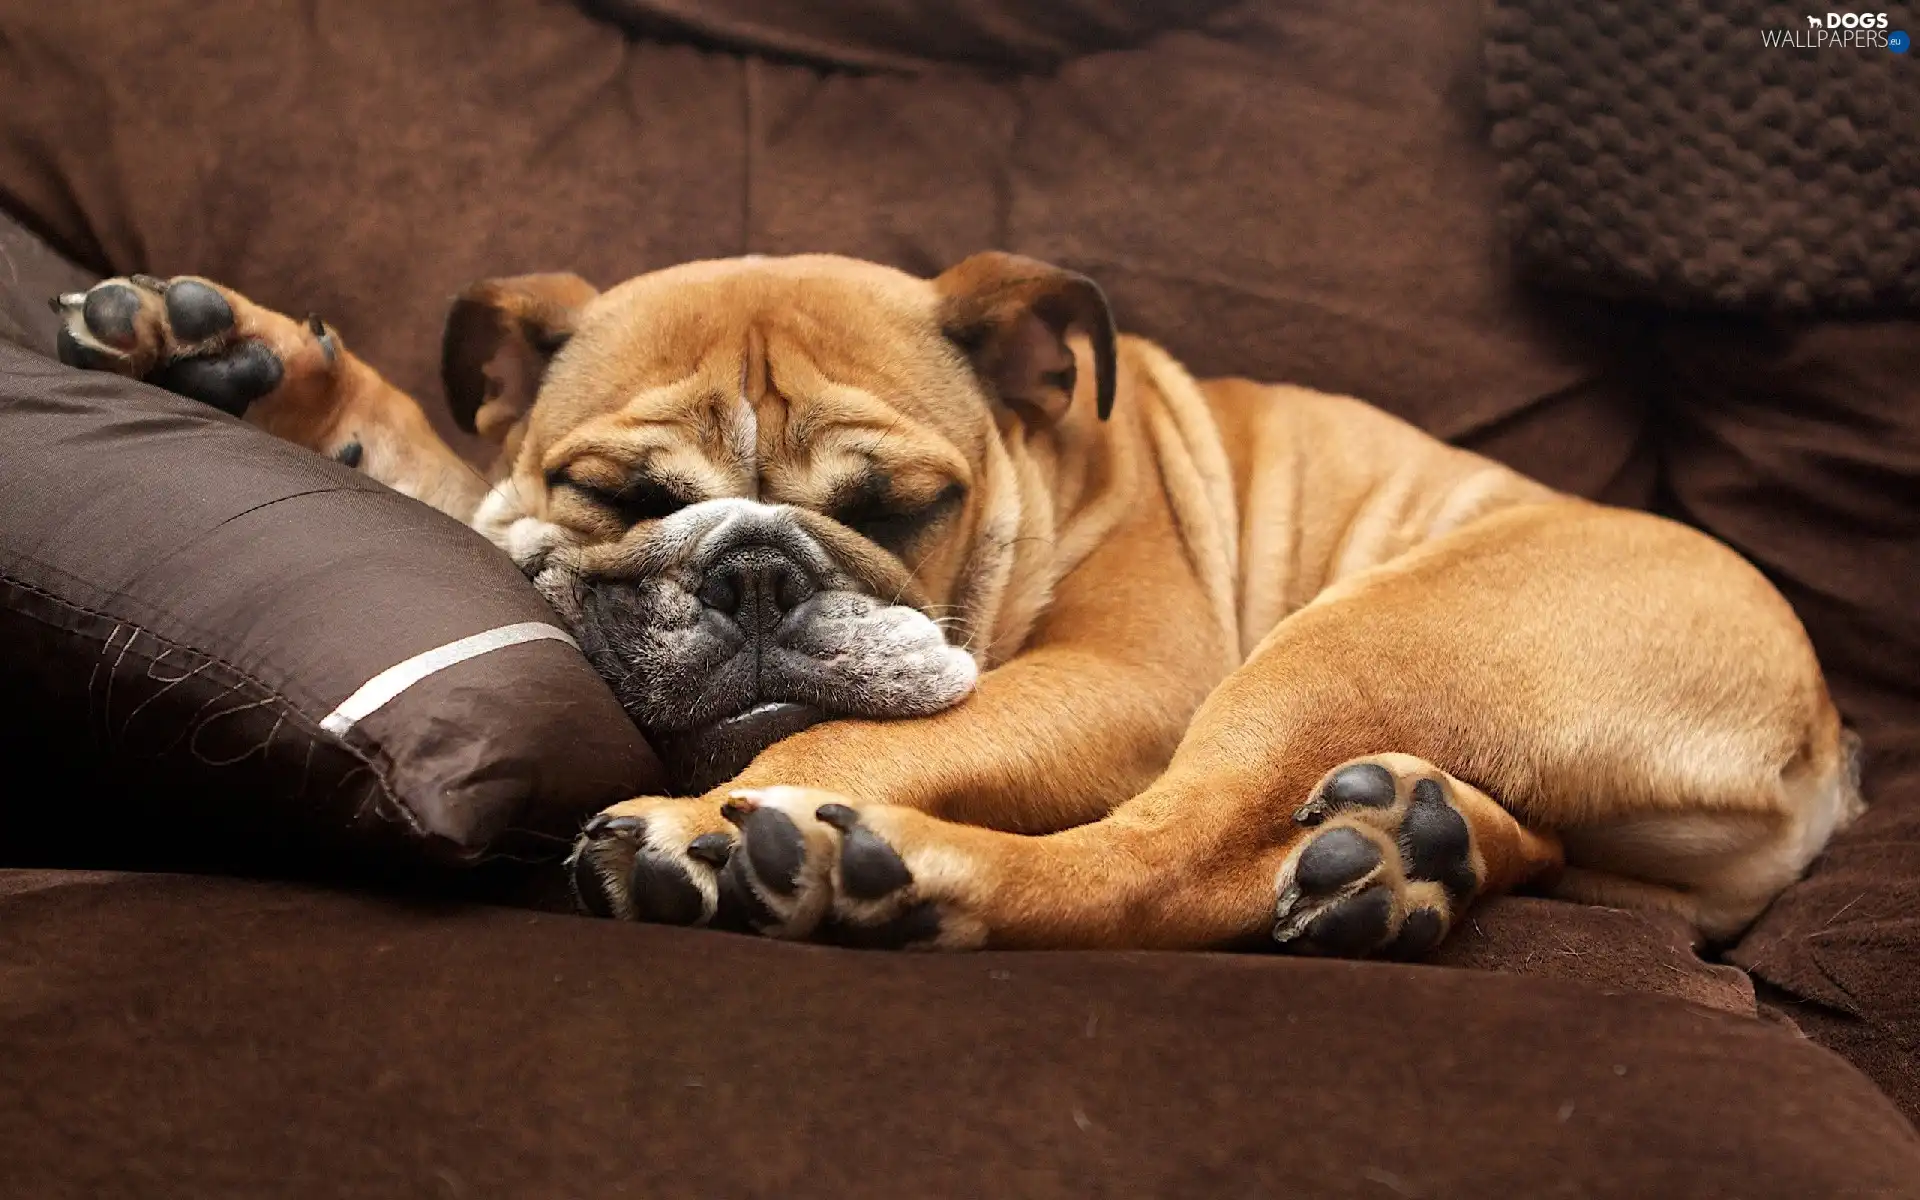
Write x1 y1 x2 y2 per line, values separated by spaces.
4 869 1919 1200
1 0 1917 1191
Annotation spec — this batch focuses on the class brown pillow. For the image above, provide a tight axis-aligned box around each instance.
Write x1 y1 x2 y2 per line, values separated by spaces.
0 339 664 875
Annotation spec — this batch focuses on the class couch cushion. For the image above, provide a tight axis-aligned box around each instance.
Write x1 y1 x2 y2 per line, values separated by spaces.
1735 760 1920 1127
1657 316 1920 764
1433 896 1755 1016
1656 313 1920 1117
0 208 90 355
0 0 1651 504
0 339 663 870
3 868 1914 1199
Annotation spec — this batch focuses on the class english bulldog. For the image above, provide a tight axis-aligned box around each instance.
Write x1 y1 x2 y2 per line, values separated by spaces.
53 254 1861 954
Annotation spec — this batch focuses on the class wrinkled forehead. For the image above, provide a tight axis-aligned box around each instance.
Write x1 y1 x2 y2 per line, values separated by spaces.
520 257 988 477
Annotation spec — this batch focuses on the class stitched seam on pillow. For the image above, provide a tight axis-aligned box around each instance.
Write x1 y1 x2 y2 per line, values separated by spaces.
0 570 421 837
0 545 347 708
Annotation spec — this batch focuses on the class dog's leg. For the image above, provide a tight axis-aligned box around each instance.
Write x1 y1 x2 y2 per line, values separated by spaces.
710 501 1853 951
53 275 486 520
566 626 1237 935
699 757 1562 952
567 396 1259 931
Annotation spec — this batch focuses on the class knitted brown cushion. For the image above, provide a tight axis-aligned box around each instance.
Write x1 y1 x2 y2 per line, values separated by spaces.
1487 0 1920 312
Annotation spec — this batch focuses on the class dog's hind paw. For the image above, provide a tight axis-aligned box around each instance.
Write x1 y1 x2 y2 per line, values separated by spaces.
1271 755 1487 959
52 275 336 419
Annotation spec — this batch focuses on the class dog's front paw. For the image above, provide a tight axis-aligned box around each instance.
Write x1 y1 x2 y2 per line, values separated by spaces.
720 787 987 950
1271 755 1486 959
53 275 336 419
567 798 740 927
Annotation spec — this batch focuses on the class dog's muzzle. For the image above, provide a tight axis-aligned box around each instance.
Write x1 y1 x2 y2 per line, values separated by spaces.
533 498 977 793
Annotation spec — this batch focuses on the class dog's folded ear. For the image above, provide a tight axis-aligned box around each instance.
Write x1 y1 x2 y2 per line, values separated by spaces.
441 273 599 442
935 252 1118 425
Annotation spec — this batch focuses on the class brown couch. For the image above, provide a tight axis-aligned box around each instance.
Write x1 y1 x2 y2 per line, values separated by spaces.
3 2 1919 1195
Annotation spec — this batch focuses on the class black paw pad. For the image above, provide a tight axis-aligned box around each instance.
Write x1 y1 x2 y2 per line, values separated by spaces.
1400 779 1478 901
1293 827 1382 895
150 341 284 416
162 280 234 342
54 325 111 371
724 802 807 895
628 850 707 925
1297 762 1398 825
1381 908 1445 960
717 854 780 930
569 845 616 919
1322 763 1397 809
819 803 913 900
687 832 734 868
82 284 142 349
1295 884 1394 955
824 901 944 950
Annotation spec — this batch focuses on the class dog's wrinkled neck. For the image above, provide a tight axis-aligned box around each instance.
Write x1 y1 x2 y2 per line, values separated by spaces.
955 339 1151 668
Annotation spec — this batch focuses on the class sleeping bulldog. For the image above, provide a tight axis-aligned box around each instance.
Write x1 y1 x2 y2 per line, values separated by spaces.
53 253 1860 954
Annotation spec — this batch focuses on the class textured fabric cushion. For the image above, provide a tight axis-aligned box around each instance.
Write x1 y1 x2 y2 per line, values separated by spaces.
4 868 1916 1200
0 337 664 871
0 0 1651 504
1487 0 1920 312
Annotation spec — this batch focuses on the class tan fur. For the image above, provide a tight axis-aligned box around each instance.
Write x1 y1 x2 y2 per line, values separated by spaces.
93 257 1857 951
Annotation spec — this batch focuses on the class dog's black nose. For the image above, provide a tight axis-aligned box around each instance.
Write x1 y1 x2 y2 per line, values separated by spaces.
697 545 817 633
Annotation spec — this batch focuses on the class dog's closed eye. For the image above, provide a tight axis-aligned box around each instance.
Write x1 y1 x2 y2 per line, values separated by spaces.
547 469 690 525
834 480 965 555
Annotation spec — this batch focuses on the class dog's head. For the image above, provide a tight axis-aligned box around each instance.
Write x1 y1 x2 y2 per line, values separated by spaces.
441 253 1116 791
